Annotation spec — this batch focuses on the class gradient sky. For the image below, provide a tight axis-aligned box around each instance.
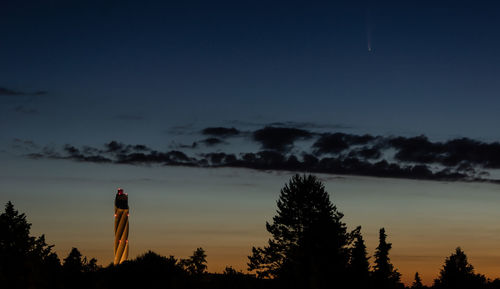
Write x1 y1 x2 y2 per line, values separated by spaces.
2 0 500 286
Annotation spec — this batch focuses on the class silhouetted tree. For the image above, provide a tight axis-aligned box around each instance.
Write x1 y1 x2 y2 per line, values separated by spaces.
349 226 371 288
61 247 100 288
100 251 187 289
223 266 242 275
0 201 61 289
63 247 85 274
373 228 401 289
248 174 349 289
488 278 500 289
412 272 423 289
85 257 99 273
181 247 207 275
434 247 486 289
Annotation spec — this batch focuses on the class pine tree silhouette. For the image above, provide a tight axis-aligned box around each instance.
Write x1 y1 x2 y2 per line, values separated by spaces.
434 247 486 289
181 247 208 275
0 201 61 289
412 272 423 289
373 228 401 289
248 174 349 289
349 226 370 288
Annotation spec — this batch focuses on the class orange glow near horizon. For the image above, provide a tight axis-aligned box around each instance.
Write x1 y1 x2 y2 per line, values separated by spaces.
47 240 500 286
4 164 500 287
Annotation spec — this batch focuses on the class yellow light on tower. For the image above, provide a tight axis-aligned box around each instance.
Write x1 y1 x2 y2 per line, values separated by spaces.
114 188 129 265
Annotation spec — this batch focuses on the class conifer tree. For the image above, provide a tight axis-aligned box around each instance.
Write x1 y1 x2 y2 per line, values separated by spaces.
63 248 85 273
0 201 61 288
181 247 207 275
248 174 349 288
434 247 486 289
412 272 423 289
349 226 370 288
373 228 401 289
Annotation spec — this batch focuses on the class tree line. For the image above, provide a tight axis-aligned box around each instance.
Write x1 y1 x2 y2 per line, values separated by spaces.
1 174 499 289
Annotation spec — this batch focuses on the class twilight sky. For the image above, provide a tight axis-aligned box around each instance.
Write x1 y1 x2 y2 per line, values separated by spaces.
2 0 500 286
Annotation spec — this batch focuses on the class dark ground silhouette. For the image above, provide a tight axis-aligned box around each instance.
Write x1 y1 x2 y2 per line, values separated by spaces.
2 174 500 289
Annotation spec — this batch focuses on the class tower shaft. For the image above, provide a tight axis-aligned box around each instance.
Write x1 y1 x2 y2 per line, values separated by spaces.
114 188 129 265
114 208 129 264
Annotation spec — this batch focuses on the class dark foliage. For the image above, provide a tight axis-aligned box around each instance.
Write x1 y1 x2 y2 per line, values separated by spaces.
373 228 402 289
62 247 99 289
349 226 371 288
98 251 187 289
0 201 61 289
433 247 487 289
97 250 274 289
248 174 349 289
180 247 208 275
412 272 424 289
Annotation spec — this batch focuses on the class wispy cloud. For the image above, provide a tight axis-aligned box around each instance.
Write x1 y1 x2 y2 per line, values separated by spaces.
0 87 47 96
19 123 500 183
253 126 313 152
201 127 240 137
113 114 145 121
14 105 38 114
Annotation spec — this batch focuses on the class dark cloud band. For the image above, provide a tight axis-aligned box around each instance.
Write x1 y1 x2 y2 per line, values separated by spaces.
0 87 47 96
19 125 500 183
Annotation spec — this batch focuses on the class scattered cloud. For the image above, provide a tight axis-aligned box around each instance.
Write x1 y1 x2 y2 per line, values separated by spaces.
267 121 351 130
390 135 500 168
348 146 382 160
227 120 351 130
25 142 477 182
14 105 38 114
12 138 39 150
201 127 240 137
199 138 225 146
19 124 500 183
166 123 197 135
0 87 47 96
253 126 313 152
114 114 145 121
313 133 376 155
1 87 47 114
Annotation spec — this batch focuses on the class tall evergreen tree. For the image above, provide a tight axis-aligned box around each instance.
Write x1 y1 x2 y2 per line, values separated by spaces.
248 174 349 289
0 201 61 289
412 272 423 289
62 247 85 288
63 247 84 274
349 226 370 288
433 247 486 289
373 228 401 289
181 247 207 275
62 247 99 288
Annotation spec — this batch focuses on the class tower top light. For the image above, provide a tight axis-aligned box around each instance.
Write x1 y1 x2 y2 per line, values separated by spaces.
115 188 128 209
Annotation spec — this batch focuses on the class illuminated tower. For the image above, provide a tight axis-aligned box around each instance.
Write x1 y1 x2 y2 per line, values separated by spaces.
114 188 129 265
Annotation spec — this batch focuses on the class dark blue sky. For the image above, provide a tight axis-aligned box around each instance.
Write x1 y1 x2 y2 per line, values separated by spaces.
2 0 500 144
4 2 500 283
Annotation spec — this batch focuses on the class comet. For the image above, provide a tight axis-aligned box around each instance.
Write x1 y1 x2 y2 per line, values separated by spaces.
366 7 373 52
